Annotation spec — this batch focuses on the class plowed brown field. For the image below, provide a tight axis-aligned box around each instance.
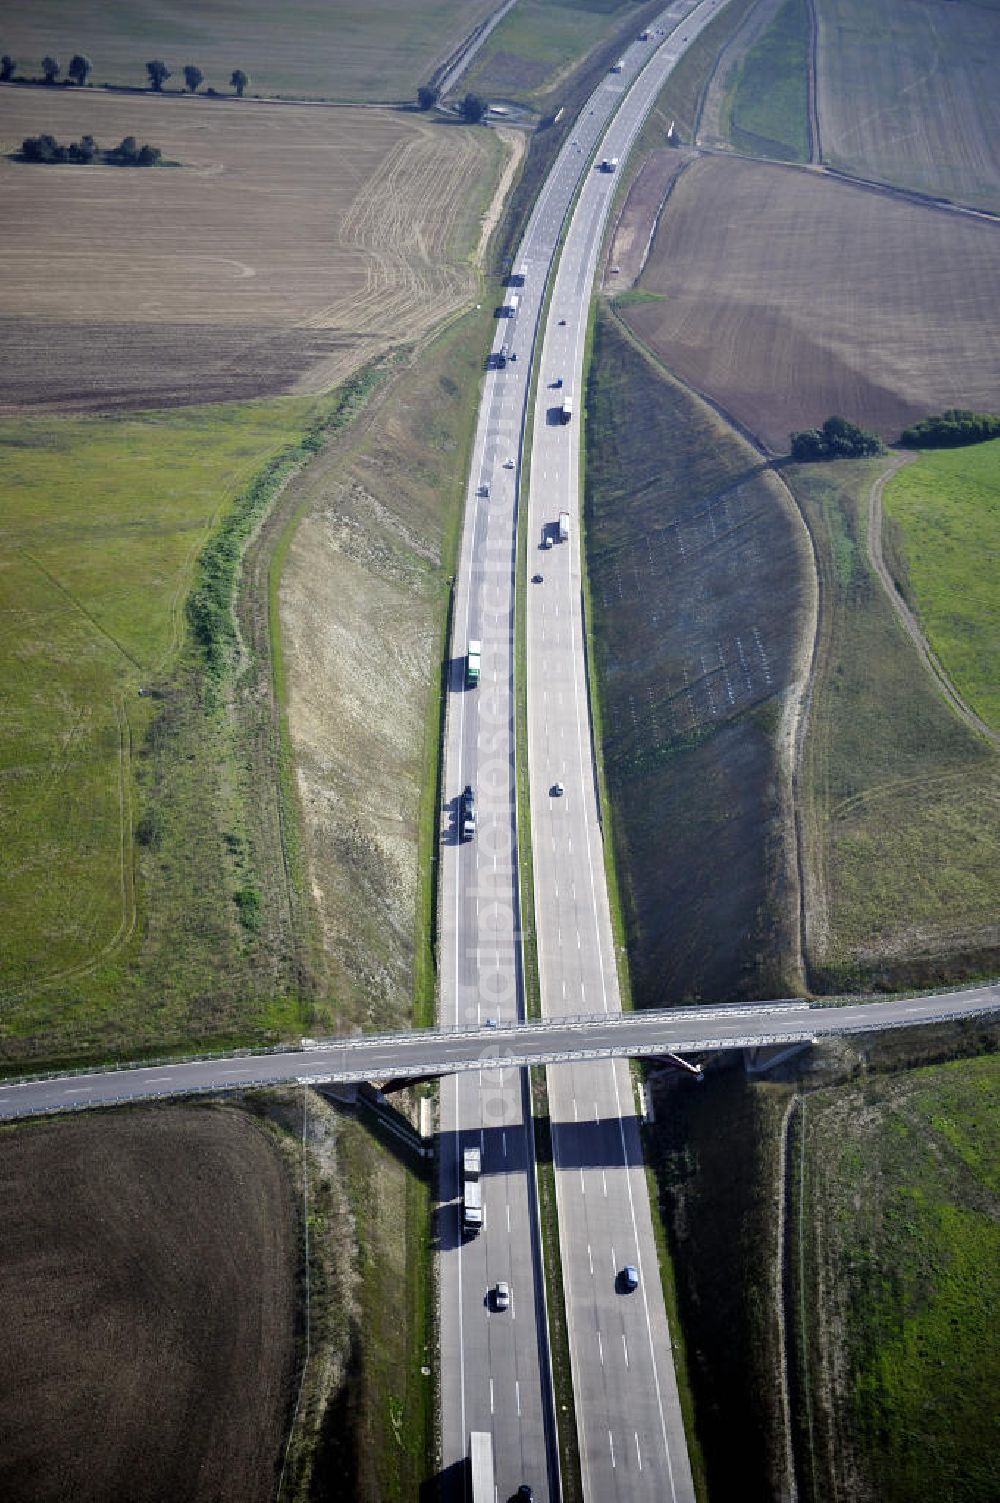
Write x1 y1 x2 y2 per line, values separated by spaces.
623 154 1000 452
0 88 497 409
0 1105 297 1503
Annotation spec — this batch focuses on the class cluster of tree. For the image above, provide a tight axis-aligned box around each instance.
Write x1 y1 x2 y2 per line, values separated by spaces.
460 91 487 123
899 409 1000 449
146 61 249 95
20 132 161 166
789 415 886 462
0 52 249 95
415 85 486 121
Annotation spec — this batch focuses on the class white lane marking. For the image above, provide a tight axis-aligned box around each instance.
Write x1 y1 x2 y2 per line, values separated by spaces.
588 1243 594 1276
490 1377 494 1415
609 1431 616 1469
602 1169 608 1197
507 1202 511 1233
623 1333 630 1369
635 1431 643 1471
63 1087 94 1096
580 1167 586 1195
516 1379 522 1416
594 1101 600 1124
598 1330 604 1366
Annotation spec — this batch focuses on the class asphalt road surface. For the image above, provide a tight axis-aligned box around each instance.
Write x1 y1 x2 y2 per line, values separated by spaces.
523 3 738 1498
436 3 730 1495
2 988 997 1123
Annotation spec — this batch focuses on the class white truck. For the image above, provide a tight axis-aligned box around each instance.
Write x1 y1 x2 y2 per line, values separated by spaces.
462 1146 483 1235
560 394 573 424
466 639 481 687
558 511 570 543
501 292 519 317
599 156 618 173
470 1431 494 1502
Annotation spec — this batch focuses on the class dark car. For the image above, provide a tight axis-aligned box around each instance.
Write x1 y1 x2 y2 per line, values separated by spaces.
517 1488 534 1502
622 1264 639 1292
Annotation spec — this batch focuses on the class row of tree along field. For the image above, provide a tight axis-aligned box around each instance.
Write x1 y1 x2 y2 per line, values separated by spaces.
0 54 249 95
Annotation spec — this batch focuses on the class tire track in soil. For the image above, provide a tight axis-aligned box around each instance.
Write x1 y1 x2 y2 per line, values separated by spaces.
867 451 1000 747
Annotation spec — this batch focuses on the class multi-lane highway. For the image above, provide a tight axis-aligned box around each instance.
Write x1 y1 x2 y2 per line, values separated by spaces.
437 3 730 1495
523 5 741 1499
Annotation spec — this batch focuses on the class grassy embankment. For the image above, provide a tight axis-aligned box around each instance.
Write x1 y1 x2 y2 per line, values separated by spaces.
646 1069 793 1500
792 1052 1000 1502
275 300 499 1034
0 396 363 1069
463 0 661 111
883 438 1000 731
789 460 1000 991
272 299 512 1491
584 308 809 1004
721 0 810 161
636 0 758 146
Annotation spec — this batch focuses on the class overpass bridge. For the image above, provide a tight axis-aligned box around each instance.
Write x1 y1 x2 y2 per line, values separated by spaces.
1 984 996 1122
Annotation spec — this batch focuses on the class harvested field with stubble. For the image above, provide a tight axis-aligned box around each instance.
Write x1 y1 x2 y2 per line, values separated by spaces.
0 1104 298 1503
622 154 1000 452
0 88 501 410
0 0 498 101
815 0 1000 210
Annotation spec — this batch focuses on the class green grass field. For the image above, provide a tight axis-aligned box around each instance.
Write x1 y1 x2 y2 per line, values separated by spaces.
0 398 325 1061
790 459 1000 990
639 0 756 145
461 0 651 107
724 0 810 161
798 1055 1000 1501
883 439 1000 732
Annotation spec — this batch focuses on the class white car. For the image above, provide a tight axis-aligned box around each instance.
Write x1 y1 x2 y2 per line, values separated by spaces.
503 458 515 469
494 1281 510 1311
552 781 564 797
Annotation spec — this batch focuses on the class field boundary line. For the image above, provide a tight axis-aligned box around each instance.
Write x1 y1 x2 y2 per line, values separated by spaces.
803 0 822 163
867 452 1000 747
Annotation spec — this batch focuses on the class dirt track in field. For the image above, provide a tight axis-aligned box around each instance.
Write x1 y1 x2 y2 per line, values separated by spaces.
0 1105 297 1503
623 153 1000 452
0 89 497 409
